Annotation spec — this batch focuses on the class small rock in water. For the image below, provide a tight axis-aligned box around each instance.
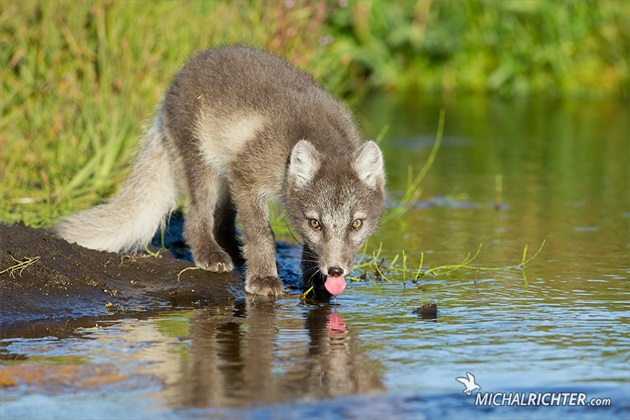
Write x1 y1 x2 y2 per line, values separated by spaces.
324 275 346 296
413 303 438 319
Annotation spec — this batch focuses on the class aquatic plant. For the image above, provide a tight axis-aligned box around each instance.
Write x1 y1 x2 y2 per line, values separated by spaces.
350 240 547 284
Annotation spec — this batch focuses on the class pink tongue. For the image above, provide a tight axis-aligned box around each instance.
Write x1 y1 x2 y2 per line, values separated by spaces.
326 313 347 337
324 275 346 296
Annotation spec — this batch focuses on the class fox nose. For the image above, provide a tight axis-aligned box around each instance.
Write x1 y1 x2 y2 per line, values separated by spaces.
328 266 344 277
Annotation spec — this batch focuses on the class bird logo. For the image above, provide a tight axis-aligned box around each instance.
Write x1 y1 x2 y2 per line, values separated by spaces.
456 372 481 396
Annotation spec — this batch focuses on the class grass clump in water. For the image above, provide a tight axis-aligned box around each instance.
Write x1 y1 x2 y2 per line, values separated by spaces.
350 240 547 284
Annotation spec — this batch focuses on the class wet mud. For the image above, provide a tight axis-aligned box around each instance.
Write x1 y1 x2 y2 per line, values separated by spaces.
0 222 244 338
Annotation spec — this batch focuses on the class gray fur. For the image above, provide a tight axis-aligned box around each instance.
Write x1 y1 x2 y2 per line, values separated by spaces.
55 47 386 297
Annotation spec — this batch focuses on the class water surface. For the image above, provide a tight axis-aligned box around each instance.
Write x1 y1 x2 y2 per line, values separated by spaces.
2 94 629 419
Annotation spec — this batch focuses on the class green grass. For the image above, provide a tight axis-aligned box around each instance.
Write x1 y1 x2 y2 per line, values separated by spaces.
1 0 628 227
322 0 629 96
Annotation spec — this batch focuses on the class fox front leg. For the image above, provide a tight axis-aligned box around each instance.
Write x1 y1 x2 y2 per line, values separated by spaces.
232 190 284 296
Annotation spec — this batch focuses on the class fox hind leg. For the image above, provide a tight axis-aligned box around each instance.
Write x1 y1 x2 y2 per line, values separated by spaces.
213 191 244 267
184 166 234 273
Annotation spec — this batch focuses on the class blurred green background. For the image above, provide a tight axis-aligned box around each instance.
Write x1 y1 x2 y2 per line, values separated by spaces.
1 0 628 226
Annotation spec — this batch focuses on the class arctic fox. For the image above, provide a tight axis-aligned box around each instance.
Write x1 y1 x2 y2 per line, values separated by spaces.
55 47 386 299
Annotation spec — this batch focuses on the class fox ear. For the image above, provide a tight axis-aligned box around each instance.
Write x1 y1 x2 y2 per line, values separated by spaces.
353 141 384 190
288 140 320 188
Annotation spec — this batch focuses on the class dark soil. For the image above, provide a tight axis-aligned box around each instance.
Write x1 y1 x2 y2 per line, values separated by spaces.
0 223 244 338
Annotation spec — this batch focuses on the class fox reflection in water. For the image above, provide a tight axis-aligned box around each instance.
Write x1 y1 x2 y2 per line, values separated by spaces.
173 300 384 407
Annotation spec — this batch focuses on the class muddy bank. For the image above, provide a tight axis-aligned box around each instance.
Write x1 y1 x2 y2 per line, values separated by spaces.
0 223 245 337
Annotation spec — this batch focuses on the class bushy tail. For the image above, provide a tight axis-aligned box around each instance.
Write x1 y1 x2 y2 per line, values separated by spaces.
54 116 179 252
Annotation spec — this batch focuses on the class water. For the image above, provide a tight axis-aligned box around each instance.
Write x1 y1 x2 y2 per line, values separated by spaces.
2 95 629 419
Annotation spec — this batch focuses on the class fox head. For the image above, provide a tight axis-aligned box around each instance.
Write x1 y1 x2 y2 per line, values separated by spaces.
286 139 386 298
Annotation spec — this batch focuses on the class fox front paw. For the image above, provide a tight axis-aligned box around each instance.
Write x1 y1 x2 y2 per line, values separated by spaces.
194 249 234 273
245 276 285 296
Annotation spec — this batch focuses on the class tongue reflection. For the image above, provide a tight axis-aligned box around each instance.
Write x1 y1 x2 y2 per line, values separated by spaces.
324 275 346 296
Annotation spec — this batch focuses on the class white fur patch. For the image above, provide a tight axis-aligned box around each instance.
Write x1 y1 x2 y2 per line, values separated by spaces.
194 110 264 175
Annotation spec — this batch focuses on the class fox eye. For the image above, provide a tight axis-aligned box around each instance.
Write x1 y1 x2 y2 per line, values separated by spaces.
309 219 322 230
351 219 363 230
